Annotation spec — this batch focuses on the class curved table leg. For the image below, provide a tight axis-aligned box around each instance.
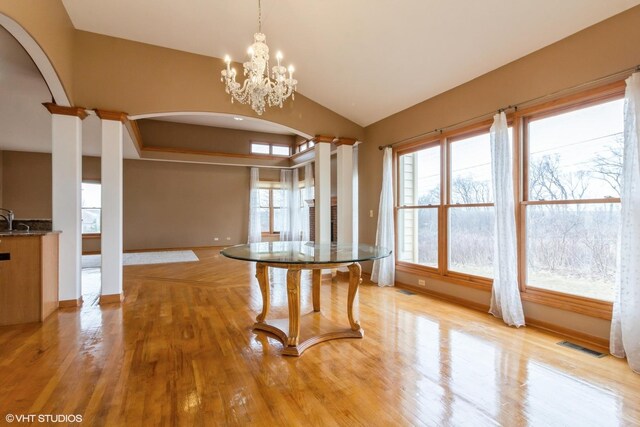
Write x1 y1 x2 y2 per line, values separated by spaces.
312 269 321 312
347 262 362 331
286 268 301 347
255 263 270 323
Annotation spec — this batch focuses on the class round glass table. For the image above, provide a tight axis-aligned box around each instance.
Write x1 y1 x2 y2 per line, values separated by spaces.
221 241 391 356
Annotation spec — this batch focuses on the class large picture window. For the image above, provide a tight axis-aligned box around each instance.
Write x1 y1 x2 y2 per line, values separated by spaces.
524 97 623 301
393 82 624 315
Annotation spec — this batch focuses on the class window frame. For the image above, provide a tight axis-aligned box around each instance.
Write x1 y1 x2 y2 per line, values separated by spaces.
258 185 282 236
392 79 625 319
81 181 102 236
445 125 498 282
518 84 624 316
395 139 443 273
251 141 292 157
295 139 315 154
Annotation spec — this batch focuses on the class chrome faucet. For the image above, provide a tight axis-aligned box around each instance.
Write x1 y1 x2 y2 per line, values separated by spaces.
0 208 14 231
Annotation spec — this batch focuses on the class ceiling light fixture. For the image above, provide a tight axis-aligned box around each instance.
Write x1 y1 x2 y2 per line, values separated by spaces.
220 0 297 115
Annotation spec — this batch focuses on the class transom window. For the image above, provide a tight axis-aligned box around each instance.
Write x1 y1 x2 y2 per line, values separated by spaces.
251 143 291 156
295 140 315 154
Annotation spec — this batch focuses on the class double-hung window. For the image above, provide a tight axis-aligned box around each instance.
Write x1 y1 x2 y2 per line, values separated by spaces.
397 142 441 269
447 131 496 278
258 186 284 234
523 97 623 301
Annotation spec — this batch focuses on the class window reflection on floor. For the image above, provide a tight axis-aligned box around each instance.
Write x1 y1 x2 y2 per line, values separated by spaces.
526 361 618 425
82 267 101 306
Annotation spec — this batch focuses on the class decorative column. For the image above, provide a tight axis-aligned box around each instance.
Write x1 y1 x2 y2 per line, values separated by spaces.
96 110 125 304
43 103 87 306
313 136 333 246
336 138 356 246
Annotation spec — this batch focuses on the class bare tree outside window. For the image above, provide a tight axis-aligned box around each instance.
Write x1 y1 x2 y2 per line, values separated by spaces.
526 98 623 301
395 96 623 302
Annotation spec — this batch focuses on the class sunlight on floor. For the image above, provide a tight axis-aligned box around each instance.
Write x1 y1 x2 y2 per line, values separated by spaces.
82 268 101 306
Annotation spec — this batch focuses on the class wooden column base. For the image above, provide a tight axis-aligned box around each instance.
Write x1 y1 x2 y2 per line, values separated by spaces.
99 293 124 304
58 297 83 307
253 312 364 357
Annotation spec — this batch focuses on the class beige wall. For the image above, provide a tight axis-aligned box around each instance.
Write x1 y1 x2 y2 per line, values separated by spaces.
72 31 364 140
0 0 75 103
358 5 640 340
122 159 248 250
0 150 3 205
2 151 256 251
138 120 296 154
2 151 51 218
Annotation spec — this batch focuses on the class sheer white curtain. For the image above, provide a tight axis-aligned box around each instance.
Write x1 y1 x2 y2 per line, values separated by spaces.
371 147 395 287
353 145 359 244
248 167 262 243
279 170 292 241
611 72 640 373
301 163 313 241
290 168 302 240
489 112 525 327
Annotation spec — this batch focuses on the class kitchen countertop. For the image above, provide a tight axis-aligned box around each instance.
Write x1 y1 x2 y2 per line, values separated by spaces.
0 230 61 237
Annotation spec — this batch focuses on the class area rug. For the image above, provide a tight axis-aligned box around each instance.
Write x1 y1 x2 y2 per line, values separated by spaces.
82 250 199 268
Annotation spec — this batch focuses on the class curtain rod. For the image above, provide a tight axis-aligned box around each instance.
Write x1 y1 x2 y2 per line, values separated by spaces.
379 63 640 150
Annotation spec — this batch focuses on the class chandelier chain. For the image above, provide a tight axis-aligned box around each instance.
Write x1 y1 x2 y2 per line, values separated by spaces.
258 0 262 33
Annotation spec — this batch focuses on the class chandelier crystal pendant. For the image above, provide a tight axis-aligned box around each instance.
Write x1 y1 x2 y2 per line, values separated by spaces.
220 0 297 115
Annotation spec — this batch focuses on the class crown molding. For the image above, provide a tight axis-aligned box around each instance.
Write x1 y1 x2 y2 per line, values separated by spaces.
335 137 357 146
312 135 336 144
42 103 88 120
95 109 128 122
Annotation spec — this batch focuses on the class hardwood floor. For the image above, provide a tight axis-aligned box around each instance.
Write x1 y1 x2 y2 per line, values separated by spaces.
1 247 639 426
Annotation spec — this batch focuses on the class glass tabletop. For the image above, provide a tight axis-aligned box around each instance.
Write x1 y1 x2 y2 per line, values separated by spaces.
221 241 392 264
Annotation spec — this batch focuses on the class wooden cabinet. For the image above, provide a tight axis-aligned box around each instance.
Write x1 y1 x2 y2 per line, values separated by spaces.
0 233 59 325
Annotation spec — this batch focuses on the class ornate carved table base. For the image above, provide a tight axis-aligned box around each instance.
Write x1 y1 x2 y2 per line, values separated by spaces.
253 261 364 356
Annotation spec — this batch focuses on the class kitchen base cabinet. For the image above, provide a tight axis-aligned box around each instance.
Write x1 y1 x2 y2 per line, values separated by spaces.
0 232 60 325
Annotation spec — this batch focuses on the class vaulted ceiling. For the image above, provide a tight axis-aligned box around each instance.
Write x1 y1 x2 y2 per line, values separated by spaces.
61 0 640 126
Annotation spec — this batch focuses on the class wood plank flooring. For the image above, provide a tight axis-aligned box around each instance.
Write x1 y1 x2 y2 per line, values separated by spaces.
1 247 639 426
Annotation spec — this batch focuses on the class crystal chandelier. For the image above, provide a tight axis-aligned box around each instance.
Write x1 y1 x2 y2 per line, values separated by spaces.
220 0 297 115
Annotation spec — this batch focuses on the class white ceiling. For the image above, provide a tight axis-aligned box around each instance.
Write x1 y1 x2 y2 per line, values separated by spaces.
0 26 139 159
62 0 640 126
139 113 299 136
